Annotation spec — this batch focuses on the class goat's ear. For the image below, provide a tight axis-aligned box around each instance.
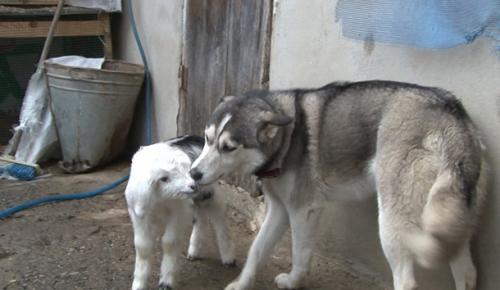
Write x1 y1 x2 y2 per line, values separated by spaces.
218 95 236 104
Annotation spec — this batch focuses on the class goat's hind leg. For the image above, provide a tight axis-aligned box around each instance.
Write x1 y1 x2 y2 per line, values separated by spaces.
159 213 189 289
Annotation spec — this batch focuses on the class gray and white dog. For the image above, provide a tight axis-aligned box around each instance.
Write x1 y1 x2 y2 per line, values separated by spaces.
125 135 235 290
190 81 488 290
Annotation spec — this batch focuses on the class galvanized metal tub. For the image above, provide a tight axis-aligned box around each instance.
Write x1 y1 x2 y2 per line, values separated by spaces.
45 60 144 173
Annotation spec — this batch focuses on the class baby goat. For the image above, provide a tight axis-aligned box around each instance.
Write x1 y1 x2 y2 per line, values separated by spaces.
125 136 235 290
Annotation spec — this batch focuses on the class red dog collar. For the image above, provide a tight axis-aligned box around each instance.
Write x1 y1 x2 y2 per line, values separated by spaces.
255 168 281 178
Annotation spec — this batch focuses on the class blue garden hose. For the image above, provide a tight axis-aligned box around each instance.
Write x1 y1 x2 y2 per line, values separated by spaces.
0 175 129 218
0 0 152 219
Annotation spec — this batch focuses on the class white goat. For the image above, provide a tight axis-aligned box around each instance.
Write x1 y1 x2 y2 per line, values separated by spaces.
125 137 235 290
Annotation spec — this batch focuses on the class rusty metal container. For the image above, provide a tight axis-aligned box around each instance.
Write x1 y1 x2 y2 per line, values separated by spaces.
45 59 144 173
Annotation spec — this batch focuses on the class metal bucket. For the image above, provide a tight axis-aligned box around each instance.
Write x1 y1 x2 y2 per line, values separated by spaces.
45 59 144 173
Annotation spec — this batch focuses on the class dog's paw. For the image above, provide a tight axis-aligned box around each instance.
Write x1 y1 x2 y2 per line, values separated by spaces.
224 280 249 290
158 282 173 290
274 273 300 289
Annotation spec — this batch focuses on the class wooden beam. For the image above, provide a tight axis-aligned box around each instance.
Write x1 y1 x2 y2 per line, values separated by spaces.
0 0 59 5
98 12 112 58
0 20 105 38
0 6 101 17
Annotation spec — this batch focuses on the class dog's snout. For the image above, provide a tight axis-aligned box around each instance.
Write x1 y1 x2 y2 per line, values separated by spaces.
190 168 203 181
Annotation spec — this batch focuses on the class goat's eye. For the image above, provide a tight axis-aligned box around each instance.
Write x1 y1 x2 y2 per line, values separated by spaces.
221 144 236 152
160 176 169 183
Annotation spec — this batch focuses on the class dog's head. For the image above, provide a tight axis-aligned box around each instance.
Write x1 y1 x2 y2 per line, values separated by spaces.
190 93 292 185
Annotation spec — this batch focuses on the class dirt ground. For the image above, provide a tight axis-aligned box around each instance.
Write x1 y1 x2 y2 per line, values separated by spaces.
0 161 385 290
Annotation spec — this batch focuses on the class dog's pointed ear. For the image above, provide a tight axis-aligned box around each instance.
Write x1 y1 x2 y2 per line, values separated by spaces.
266 114 293 126
218 95 236 104
262 111 293 126
258 111 293 142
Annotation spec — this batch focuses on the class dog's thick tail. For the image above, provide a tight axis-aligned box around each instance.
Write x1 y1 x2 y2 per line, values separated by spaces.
405 130 487 269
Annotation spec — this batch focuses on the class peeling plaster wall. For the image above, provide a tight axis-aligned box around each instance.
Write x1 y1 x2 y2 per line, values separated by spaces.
269 0 500 289
115 0 184 144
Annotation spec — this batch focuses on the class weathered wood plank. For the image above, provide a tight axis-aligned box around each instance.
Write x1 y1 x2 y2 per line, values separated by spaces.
0 20 105 38
0 5 100 17
0 0 59 5
225 0 272 93
178 0 230 136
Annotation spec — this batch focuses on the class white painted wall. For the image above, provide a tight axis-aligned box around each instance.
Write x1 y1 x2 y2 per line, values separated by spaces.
270 0 500 289
115 0 184 143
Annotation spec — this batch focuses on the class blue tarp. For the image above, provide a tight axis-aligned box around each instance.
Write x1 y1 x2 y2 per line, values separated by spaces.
336 0 500 50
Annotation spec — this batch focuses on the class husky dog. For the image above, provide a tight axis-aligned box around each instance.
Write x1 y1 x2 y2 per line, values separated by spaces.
125 135 235 290
190 81 488 290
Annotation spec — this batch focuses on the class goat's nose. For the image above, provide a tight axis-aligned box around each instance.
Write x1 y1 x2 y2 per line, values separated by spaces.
190 184 198 191
190 168 203 181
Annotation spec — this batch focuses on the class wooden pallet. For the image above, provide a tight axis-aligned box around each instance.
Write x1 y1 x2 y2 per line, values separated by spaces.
0 1 112 58
0 1 60 6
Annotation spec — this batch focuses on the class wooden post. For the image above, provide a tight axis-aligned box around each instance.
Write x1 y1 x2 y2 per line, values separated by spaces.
99 12 113 59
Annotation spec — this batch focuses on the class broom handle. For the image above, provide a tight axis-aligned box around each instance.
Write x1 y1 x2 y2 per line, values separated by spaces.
37 0 65 69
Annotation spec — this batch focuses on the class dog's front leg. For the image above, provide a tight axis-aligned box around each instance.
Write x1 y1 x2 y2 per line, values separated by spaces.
225 194 289 290
274 204 323 289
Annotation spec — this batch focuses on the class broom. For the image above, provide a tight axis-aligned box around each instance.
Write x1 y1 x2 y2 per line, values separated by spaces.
1 0 64 181
0 156 42 181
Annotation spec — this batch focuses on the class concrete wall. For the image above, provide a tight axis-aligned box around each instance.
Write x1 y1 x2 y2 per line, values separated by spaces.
269 0 500 289
114 0 184 144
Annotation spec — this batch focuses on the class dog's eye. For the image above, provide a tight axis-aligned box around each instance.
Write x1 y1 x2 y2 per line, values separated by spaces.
159 176 169 183
221 144 236 152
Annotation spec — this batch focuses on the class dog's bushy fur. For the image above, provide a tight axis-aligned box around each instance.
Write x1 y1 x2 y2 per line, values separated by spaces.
125 136 235 290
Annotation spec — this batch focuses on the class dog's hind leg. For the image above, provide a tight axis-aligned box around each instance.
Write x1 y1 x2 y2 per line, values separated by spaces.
225 194 289 290
274 204 323 289
379 210 418 290
385 246 417 290
450 240 476 290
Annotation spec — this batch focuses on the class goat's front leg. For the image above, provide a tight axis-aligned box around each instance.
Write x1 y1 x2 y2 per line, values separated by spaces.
130 213 156 290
